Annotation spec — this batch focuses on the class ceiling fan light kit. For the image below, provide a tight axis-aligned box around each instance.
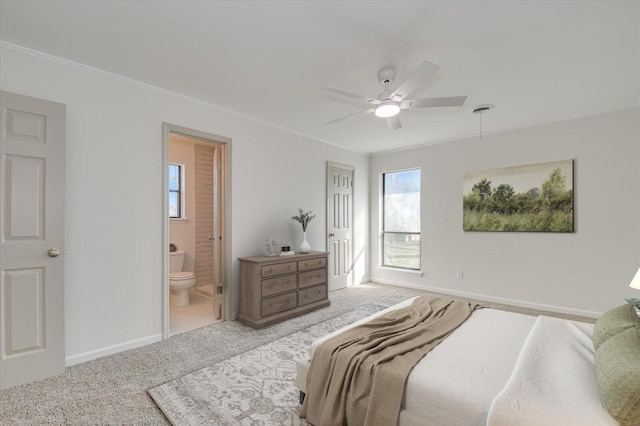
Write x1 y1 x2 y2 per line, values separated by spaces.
323 60 468 131
374 101 400 118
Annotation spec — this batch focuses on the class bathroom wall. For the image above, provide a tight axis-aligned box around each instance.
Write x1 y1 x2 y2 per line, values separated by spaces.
168 136 196 277
194 142 216 288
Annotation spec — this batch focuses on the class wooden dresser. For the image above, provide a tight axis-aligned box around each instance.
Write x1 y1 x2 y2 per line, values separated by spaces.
238 251 330 328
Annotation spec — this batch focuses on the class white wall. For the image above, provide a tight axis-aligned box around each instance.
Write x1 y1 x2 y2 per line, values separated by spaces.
169 136 196 273
370 107 640 317
0 45 370 364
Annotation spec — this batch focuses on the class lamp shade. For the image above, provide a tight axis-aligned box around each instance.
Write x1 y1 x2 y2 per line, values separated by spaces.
630 267 640 290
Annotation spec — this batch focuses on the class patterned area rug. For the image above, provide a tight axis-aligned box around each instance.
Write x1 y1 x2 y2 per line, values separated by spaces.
148 304 387 425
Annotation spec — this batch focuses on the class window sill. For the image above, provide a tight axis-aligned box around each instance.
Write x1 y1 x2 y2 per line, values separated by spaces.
170 218 189 224
378 266 424 277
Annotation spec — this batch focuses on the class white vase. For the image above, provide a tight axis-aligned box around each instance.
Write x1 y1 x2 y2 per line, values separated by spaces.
299 231 311 254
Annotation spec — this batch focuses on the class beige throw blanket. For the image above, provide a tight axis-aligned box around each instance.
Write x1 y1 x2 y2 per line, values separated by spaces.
299 296 480 426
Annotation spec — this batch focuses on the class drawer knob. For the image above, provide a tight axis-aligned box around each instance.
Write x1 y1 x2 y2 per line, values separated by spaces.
269 268 273 273
269 284 273 289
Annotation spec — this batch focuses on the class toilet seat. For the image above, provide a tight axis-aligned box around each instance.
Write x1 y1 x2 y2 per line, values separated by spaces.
170 271 195 280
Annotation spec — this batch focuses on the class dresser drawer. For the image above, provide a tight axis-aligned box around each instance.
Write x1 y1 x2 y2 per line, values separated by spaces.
262 292 297 317
298 257 327 272
262 275 297 297
261 261 297 278
299 268 327 289
299 285 327 306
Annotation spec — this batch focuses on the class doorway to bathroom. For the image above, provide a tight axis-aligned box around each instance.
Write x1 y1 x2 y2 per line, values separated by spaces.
162 123 231 338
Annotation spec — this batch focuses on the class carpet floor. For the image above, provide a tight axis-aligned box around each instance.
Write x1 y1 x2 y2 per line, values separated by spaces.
0 283 593 425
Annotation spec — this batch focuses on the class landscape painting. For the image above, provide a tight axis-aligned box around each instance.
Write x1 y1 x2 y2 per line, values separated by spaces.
463 160 573 232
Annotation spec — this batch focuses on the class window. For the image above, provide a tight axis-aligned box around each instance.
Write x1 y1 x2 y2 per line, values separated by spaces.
382 169 421 270
169 164 183 218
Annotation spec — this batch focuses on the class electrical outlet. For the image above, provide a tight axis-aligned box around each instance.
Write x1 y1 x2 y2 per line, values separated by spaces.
456 270 464 279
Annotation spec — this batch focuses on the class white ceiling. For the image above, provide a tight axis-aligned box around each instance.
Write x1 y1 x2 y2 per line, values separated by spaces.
1 1 639 154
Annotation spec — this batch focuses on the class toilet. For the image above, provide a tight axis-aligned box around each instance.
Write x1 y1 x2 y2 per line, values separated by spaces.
169 250 196 307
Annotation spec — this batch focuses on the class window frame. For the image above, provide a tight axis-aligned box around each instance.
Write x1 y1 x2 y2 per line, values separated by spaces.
169 163 185 220
381 168 421 271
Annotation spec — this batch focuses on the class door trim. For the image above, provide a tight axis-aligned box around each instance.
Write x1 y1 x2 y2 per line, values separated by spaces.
161 123 232 339
326 161 355 290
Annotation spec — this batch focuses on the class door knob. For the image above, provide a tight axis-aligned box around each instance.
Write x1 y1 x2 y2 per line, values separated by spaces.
48 248 61 257
329 233 335 237
208 235 215 240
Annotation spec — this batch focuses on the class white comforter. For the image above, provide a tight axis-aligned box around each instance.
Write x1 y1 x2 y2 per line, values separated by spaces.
306 298 617 425
487 315 617 426
311 298 535 425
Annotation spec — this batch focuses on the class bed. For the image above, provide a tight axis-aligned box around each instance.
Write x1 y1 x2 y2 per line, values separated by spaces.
296 296 640 426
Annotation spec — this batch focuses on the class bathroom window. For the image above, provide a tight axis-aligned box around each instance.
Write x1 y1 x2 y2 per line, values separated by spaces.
169 163 183 219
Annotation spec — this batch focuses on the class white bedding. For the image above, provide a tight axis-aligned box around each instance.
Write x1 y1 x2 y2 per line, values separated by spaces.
487 316 617 426
304 298 616 426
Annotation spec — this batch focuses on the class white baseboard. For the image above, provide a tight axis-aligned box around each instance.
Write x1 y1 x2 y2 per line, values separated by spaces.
65 333 163 367
371 278 602 318
359 275 371 284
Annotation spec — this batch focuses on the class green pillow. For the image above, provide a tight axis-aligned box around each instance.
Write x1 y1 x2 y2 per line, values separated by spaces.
595 327 640 425
593 304 640 350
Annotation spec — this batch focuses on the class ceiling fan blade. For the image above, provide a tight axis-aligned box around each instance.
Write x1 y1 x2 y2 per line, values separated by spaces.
385 115 402 131
402 96 468 109
326 108 375 125
322 86 380 104
390 60 441 100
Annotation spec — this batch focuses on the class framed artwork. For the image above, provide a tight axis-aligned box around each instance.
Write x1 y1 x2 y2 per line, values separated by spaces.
463 160 574 232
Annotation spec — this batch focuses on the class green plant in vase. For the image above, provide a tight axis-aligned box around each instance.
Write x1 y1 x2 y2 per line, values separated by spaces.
291 208 315 253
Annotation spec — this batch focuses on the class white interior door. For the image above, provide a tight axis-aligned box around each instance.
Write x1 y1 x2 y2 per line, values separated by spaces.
327 163 354 291
212 143 225 319
0 91 66 390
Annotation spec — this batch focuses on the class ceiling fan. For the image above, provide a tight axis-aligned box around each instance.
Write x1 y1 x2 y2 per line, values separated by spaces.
323 60 467 131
